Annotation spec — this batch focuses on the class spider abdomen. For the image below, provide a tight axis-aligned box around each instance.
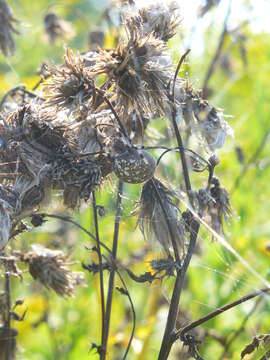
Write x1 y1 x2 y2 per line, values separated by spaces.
113 148 155 184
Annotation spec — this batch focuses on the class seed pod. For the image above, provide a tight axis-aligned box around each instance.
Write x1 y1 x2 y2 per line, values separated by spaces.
113 147 156 184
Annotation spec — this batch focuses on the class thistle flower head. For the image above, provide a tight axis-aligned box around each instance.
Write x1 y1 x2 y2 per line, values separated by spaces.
182 87 233 151
44 49 94 110
206 177 232 234
84 29 171 125
137 178 185 256
125 1 181 42
24 245 84 297
0 199 12 249
44 12 73 44
0 0 19 56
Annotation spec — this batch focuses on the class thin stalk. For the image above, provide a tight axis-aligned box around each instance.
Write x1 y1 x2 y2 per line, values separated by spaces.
158 51 200 359
219 297 262 359
5 272 11 360
92 192 106 359
158 219 199 359
173 287 270 342
103 180 123 357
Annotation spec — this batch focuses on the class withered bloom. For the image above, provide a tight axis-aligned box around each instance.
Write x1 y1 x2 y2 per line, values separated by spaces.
44 49 94 109
24 245 84 297
83 27 171 125
44 12 73 44
0 0 19 56
137 178 185 256
126 1 181 42
206 177 231 234
88 29 105 49
181 86 233 151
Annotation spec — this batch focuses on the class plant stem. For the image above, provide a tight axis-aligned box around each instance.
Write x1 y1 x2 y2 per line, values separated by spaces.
173 287 270 342
103 180 123 357
5 272 11 360
158 51 200 359
92 192 106 359
158 219 199 359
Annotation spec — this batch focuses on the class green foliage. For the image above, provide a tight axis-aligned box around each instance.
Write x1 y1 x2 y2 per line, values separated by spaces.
1 1 270 359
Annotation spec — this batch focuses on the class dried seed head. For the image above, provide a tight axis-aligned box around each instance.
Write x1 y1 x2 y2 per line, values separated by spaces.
206 177 232 234
44 12 73 44
43 49 94 110
0 0 19 56
25 245 84 297
88 29 105 49
137 178 185 256
113 146 156 183
125 1 181 42
83 30 171 124
183 87 233 151
0 200 11 249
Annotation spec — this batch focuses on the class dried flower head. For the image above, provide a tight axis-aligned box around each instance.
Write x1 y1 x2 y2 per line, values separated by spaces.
0 0 19 56
0 200 11 249
88 29 105 49
44 12 73 44
125 1 181 42
24 245 84 297
84 29 171 125
206 177 232 234
44 49 94 109
137 178 185 256
181 87 233 151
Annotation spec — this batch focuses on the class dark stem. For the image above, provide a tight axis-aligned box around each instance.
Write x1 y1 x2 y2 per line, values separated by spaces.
102 253 136 360
116 270 136 360
5 272 11 360
94 87 129 140
35 213 113 255
103 180 123 357
92 192 106 359
158 51 201 359
173 287 270 343
158 219 199 359
170 54 193 202
219 297 262 359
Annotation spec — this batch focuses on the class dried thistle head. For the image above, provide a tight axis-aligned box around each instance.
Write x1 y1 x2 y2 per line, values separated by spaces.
43 49 94 110
125 1 181 42
24 245 84 297
0 200 11 249
44 12 73 44
137 178 185 256
182 87 233 151
88 29 105 49
0 0 19 56
206 177 232 234
84 30 171 125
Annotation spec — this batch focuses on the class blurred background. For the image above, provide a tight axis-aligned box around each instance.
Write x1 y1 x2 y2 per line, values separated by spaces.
1 0 270 359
